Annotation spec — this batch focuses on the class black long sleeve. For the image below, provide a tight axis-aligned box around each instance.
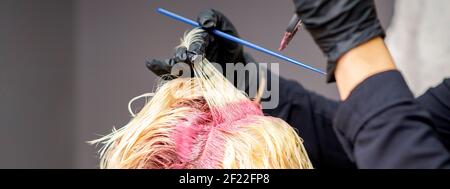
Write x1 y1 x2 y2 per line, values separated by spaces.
417 78 450 151
333 70 450 168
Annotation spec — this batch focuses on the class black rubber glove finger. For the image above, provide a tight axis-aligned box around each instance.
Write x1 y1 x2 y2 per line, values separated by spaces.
197 9 239 36
197 9 218 30
174 46 189 63
173 30 211 64
196 9 245 65
145 58 177 80
188 30 210 58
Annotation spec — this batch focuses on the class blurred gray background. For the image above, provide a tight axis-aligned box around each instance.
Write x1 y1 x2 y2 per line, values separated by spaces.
0 0 394 168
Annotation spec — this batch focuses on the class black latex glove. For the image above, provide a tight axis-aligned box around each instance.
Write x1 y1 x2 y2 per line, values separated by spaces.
146 9 246 78
292 0 385 82
145 58 178 80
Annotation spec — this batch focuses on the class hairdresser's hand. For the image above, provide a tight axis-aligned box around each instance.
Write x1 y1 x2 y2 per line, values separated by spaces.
147 9 246 78
292 0 385 82
174 9 246 66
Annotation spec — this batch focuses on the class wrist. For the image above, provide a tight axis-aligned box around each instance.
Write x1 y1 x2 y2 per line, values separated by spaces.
335 37 396 100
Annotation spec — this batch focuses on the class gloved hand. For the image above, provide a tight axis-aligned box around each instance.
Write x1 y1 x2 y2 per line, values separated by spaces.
292 0 385 82
145 58 178 80
146 9 246 78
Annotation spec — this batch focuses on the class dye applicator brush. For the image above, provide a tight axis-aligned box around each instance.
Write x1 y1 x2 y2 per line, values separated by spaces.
156 8 326 76
279 14 302 51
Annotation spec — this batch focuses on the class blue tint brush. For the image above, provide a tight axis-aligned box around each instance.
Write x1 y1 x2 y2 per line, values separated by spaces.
156 8 326 75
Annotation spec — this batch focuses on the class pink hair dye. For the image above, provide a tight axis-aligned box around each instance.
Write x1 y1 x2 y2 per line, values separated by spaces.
171 98 263 168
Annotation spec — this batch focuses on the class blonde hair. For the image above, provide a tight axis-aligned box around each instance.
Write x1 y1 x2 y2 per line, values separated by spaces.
90 28 312 169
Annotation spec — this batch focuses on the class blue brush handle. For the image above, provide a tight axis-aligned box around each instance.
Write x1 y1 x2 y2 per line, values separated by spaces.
156 8 326 75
